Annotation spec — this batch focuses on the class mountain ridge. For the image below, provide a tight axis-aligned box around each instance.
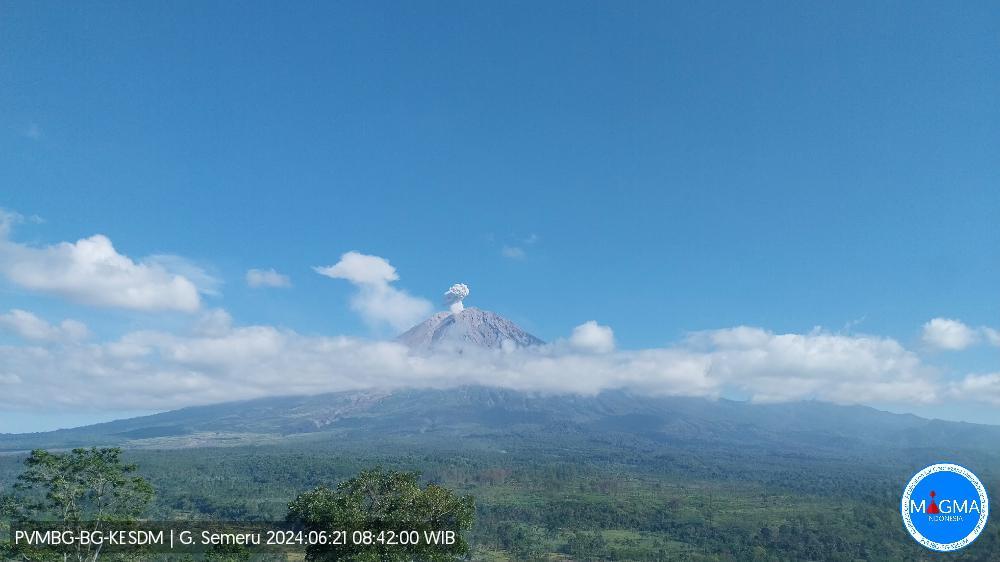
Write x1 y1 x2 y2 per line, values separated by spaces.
2 386 998 460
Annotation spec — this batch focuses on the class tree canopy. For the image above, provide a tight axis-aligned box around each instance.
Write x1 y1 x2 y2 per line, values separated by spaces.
2 448 153 561
287 468 475 561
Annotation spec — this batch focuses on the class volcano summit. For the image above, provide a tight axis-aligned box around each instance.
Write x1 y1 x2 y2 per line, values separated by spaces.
397 307 544 352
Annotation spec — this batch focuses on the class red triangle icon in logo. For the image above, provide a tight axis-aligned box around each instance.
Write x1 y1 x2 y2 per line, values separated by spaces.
927 491 940 514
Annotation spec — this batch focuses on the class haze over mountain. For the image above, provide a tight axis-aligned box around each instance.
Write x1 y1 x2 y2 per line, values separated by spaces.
3 386 999 474
0 291 994 477
4 305 998 463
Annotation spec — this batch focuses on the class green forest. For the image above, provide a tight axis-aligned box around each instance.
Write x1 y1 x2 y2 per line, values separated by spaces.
2 435 996 561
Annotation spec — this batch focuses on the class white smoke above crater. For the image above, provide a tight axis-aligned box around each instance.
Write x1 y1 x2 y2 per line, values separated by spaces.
444 283 470 313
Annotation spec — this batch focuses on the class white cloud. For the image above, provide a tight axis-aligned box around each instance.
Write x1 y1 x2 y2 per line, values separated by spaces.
570 321 615 353
145 255 221 296
0 326 709 410
0 309 88 342
315 252 432 332
193 309 233 338
691 327 934 404
982 327 1000 347
501 246 526 259
950 373 1000 405
922 318 979 350
246 268 291 288
0 315 943 412
0 210 43 238
0 221 211 312
315 252 399 285
0 209 23 237
920 318 1000 351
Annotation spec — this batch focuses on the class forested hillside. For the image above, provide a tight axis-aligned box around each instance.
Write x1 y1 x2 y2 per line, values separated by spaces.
2 387 999 560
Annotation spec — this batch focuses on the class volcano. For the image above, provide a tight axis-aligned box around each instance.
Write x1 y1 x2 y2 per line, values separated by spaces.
396 307 544 352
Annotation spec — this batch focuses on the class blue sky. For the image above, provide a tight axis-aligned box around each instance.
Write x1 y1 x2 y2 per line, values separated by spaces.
1 2 998 431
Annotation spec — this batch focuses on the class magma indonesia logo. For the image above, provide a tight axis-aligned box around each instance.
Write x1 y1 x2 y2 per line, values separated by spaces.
901 463 989 551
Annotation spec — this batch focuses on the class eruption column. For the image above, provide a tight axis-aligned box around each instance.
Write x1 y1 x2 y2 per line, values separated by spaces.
444 283 470 314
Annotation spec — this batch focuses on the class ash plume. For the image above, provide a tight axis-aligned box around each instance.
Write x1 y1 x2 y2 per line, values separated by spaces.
444 283 470 313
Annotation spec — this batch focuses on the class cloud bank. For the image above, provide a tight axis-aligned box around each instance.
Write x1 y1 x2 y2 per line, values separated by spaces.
0 316 964 413
0 212 994 419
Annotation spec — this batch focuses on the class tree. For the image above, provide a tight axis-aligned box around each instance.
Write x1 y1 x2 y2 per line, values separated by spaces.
287 468 474 561
2 448 154 562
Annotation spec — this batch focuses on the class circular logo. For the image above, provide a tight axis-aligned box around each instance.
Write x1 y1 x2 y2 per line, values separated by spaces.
901 463 989 551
